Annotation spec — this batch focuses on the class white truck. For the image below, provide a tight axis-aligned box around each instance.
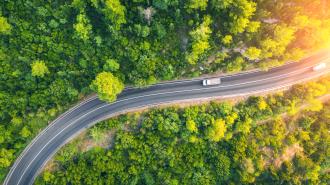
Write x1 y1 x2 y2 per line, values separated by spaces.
202 78 221 86
313 62 327 71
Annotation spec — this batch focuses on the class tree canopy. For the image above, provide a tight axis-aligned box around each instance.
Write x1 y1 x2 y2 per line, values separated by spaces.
31 60 49 77
1 0 330 182
36 77 330 185
90 72 124 102
0 16 11 34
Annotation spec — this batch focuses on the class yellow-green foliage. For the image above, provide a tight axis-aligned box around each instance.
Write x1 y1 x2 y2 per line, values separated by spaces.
186 15 212 64
90 72 124 102
31 60 49 77
206 119 227 142
0 16 11 34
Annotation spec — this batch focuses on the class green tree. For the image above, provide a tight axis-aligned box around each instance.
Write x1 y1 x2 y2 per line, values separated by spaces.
206 119 226 142
227 0 257 34
90 72 124 102
31 60 49 77
186 15 212 64
222 35 232 45
306 99 323 112
287 98 300 115
153 0 179 10
20 126 31 138
244 47 261 60
103 0 126 28
186 119 198 133
42 171 55 182
291 15 309 29
225 56 244 72
235 117 252 134
0 16 11 34
215 153 231 181
74 12 92 41
225 112 238 125
103 59 120 72
284 48 305 61
211 0 233 10
246 21 260 33
239 158 256 183
0 148 14 168
260 25 295 59
257 97 267 110
48 79 78 103
259 39 279 59
186 0 208 11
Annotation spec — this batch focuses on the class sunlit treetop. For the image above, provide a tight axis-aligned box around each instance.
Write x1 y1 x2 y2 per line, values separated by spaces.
90 72 124 102
31 60 49 78
0 16 11 34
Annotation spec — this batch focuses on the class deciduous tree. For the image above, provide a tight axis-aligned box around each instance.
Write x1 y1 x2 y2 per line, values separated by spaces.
90 72 124 102
186 15 212 65
0 16 11 34
74 12 92 41
206 119 226 142
31 60 49 77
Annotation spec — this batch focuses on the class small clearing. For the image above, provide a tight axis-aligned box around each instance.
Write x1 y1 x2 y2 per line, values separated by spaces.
273 143 303 168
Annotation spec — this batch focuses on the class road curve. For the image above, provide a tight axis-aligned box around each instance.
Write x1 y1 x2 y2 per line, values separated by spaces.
4 50 330 185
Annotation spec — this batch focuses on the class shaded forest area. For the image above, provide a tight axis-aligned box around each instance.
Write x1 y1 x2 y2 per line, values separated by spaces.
1 0 330 181
36 77 330 184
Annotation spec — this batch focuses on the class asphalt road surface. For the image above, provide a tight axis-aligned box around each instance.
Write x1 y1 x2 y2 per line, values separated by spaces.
4 50 330 185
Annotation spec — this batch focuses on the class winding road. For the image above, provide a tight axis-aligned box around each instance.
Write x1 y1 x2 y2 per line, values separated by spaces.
4 50 330 185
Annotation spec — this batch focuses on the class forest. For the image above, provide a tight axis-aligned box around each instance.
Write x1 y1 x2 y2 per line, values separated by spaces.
36 77 330 185
1 0 330 182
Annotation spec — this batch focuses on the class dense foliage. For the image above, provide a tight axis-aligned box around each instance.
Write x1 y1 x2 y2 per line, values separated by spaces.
90 72 124 102
1 0 330 182
36 77 330 184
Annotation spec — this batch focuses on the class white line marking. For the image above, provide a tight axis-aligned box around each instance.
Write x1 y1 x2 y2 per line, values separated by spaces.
7 53 330 184
3 95 98 185
140 53 330 87
109 64 313 103
15 103 110 185
28 68 330 185
15 65 325 185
